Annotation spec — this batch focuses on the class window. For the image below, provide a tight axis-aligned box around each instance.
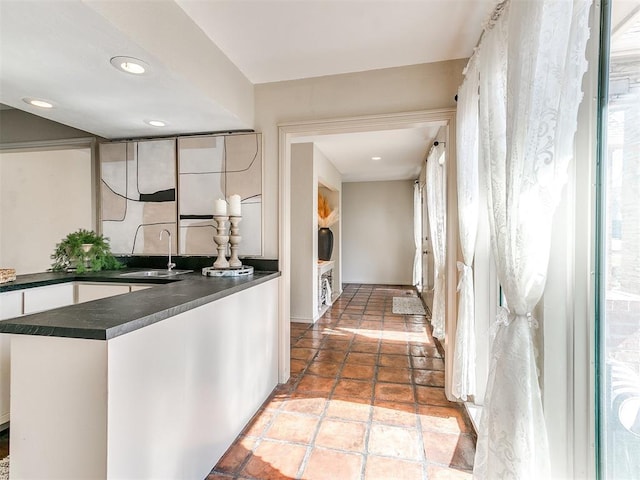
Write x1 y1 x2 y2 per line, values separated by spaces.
598 1 640 478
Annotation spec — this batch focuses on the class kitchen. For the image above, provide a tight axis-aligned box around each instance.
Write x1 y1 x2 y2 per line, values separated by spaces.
2 0 629 479
0 1 470 477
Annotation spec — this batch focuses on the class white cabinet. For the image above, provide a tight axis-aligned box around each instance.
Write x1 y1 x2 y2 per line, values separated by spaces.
23 283 74 315
9 278 279 479
75 283 154 303
0 290 22 426
1 282 153 427
0 335 9 426
75 283 131 304
4 284 74 426
0 290 22 320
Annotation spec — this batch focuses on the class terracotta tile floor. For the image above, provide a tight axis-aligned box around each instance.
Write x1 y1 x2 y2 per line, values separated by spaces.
208 284 475 480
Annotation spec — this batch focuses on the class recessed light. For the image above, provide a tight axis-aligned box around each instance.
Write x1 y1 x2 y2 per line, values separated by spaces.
23 97 54 109
371 156 382 161
110 56 148 75
146 120 166 127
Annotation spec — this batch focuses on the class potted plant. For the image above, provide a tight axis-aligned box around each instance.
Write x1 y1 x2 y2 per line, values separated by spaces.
50 229 122 273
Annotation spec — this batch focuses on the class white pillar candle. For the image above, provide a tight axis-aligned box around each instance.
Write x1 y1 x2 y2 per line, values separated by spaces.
213 198 227 216
228 194 242 216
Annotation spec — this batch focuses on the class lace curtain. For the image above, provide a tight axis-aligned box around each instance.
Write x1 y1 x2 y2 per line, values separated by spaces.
452 54 480 401
426 144 446 339
413 181 422 287
473 0 592 478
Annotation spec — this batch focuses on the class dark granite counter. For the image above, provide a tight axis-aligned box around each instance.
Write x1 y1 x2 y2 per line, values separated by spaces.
0 269 280 340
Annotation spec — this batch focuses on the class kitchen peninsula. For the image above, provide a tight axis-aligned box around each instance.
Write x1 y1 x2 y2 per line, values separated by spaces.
0 269 280 479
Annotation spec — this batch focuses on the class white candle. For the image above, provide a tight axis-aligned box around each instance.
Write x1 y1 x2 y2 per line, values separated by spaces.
228 194 242 216
213 198 227 216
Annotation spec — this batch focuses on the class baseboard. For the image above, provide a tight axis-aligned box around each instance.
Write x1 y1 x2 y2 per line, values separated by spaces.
291 290 342 325
290 315 315 324
315 305 329 320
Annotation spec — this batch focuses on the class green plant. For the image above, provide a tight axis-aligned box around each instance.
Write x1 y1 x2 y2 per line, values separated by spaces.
50 229 122 273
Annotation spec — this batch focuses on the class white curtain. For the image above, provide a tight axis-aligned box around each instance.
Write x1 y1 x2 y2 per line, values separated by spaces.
413 181 422 287
426 144 446 339
474 0 592 478
452 54 480 401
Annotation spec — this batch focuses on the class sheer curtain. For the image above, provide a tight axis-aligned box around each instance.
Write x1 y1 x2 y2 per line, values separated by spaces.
474 0 592 478
413 181 422 287
426 144 446 339
452 54 479 401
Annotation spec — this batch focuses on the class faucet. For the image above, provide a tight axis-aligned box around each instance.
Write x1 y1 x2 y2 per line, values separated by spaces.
159 229 176 271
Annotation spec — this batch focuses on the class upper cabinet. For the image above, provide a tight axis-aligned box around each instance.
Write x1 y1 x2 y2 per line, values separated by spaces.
100 139 177 255
99 133 263 257
178 133 263 257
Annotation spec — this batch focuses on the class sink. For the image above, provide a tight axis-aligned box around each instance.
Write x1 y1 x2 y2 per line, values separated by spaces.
120 269 192 278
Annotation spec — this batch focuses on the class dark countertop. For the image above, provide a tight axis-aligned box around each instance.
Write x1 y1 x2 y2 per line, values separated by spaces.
0 269 280 340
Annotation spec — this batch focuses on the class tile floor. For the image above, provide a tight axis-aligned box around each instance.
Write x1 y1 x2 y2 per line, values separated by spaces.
208 284 476 480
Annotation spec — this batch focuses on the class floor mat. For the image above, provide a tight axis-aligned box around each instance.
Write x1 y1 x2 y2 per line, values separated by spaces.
0 456 8 480
392 296 427 315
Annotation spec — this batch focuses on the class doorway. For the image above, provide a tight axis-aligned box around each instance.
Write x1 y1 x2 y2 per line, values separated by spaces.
278 108 456 383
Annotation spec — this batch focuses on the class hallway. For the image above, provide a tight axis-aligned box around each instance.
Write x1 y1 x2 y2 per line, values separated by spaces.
208 284 476 480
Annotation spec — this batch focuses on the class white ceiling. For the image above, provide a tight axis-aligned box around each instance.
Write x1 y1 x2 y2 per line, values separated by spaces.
0 0 497 181
0 0 248 139
293 125 443 182
176 0 495 84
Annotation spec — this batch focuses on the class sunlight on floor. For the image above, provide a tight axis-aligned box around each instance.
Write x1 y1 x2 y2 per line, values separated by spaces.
208 284 475 480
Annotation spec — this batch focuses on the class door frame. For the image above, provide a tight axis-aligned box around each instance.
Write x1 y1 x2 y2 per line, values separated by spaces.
277 108 457 386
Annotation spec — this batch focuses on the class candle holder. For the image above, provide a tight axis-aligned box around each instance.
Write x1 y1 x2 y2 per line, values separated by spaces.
228 216 242 268
213 215 229 269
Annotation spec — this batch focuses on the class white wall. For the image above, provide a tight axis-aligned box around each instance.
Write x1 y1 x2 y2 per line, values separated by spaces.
342 180 415 285
255 59 466 258
0 147 94 274
290 143 342 322
0 61 463 268
290 143 316 320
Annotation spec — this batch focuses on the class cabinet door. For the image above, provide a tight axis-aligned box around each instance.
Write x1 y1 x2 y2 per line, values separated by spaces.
23 283 74 314
0 290 23 320
0 290 21 425
75 283 131 304
0 334 9 425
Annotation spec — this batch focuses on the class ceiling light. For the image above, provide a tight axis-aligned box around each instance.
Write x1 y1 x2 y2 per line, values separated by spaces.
23 98 53 109
146 120 166 127
110 56 148 75
371 156 382 161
